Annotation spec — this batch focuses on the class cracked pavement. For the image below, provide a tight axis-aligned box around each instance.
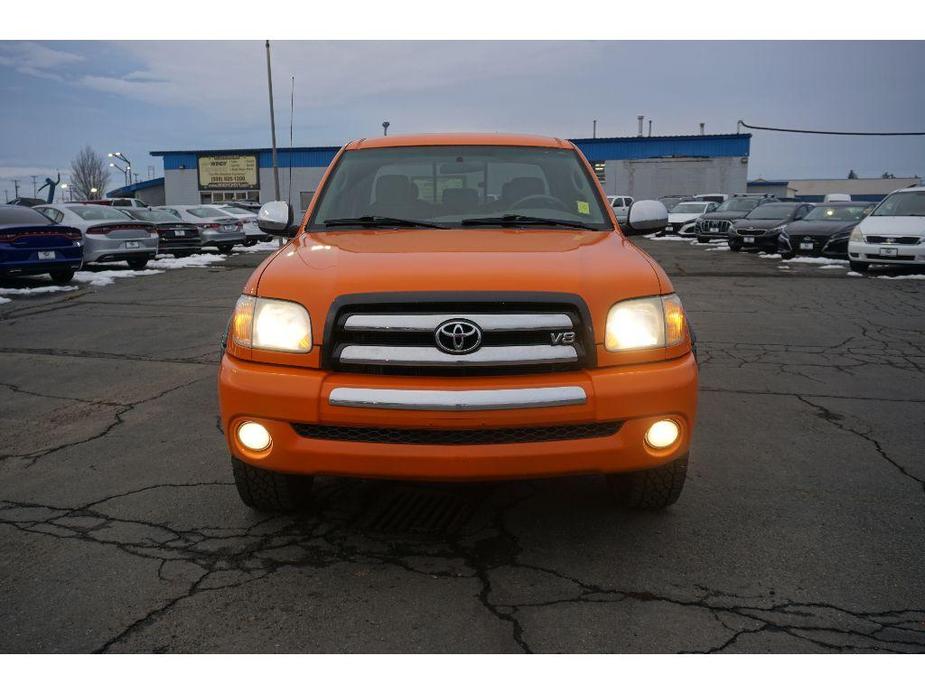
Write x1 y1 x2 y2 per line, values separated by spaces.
1 244 923 653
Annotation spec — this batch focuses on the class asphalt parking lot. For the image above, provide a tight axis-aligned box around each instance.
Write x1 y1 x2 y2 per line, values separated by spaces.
1 239 923 654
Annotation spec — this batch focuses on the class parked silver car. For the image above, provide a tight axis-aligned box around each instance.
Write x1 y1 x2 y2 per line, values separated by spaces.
154 205 245 252
202 204 270 246
34 203 158 269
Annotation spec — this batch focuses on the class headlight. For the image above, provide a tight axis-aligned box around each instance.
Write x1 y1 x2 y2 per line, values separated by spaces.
849 226 863 242
605 294 686 352
231 294 312 353
770 225 786 234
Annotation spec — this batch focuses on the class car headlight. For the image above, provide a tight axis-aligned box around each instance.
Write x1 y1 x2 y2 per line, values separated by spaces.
849 226 863 242
231 294 312 353
605 294 686 352
770 224 787 234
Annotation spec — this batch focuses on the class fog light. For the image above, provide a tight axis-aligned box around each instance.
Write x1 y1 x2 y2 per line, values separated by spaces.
645 419 680 449
237 421 271 451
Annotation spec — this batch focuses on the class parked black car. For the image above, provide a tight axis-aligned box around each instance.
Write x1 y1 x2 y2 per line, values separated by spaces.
695 196 776 242
116 208 203 257
778 202 873 260
727 202 815 252
7 197 47 208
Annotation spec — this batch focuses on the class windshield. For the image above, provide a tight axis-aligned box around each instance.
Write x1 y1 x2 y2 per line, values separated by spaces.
716 198 761 213
68 205 133 221
744 203 797 220
220 206 251 216
872 191 925 217
803 205 870 222
307 145 612 230
124 209 186 223
671 203 708 214
187 207 228 219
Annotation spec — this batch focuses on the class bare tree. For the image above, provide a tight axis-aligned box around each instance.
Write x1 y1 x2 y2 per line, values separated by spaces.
69 146 110 200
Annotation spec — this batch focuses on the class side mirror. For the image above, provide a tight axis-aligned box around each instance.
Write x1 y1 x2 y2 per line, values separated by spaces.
257 201 299 238
624 200 669 233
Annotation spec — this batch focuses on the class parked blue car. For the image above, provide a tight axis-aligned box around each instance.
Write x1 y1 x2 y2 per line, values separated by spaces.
0 205 83 284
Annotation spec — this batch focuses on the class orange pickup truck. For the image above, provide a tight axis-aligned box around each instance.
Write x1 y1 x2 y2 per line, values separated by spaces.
219 133 697 512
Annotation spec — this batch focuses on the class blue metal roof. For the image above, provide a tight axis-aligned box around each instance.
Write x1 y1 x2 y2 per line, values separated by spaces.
571 134 751 160
152 134 750 171
106 177 165 198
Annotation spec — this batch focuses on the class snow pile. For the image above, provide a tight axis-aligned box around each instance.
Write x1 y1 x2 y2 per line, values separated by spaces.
706 246 730 252
782 257 848 266
0 285 78 297
73 269 164 287
818 265 847 270
847 272 863 277
149 253 227 269
874 274 925 281
233 241 285 253
0 297 10 305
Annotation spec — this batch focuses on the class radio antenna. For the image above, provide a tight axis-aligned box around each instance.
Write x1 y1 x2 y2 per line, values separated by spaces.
288 75 295 207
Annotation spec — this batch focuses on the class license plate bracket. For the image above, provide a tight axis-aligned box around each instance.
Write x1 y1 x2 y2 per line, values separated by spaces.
37 250 55 260
800 242 814 250
743 236 755 244
879 247 898 257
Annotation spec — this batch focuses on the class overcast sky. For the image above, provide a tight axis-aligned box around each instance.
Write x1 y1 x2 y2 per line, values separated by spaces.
1 40 923 198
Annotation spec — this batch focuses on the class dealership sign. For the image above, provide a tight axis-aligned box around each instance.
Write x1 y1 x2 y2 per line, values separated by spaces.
198 154 259 190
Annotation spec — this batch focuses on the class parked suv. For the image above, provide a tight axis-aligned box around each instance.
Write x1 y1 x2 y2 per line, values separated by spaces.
695 195 776 243
219 133 698 512
847 186 925 272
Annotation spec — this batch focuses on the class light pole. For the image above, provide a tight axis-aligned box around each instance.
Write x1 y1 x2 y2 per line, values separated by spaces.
110 161 129 187
108 152 132 186
90 187 98 200
382 121 390 136
60 183 69 201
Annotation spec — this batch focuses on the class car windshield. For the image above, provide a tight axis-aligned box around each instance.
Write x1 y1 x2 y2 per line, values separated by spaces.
68 205 133 221
0 206 51 224
716 198 761 212
124 209 185 223
803 205 870 222
671 203 708 214
307 145 612 230
187 207 228 219
744 203 797 220
871 191 925 217
220 206 250 215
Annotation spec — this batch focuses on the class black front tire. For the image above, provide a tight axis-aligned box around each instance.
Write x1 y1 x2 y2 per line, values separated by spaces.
127 258 148 270
217 244 234 254
607 455 688 510
696 236 709 244
781 252 795 260
849 261 869 272
231 457 314 512
728 240 742 252
49 268 75 283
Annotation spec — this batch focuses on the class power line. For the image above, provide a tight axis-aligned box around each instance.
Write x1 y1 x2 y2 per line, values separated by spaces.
738 120 925 136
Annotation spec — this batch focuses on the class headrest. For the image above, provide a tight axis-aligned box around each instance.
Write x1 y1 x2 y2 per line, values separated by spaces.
375 175 412 203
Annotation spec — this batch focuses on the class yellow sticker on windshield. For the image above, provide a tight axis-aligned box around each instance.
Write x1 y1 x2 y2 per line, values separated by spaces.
577 201 590 215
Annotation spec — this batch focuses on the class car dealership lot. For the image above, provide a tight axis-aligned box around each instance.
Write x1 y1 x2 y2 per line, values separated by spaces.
0 241 923 653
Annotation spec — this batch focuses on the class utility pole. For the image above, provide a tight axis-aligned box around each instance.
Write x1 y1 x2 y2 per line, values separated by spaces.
265 40 281 202
13 179 20 198
592 120 597 138
31 175 38 196
3 189 8 203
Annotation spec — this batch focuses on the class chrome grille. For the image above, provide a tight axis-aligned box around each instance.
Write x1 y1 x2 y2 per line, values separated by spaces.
698 219 730 235
865 236 920 245
324 293 595 376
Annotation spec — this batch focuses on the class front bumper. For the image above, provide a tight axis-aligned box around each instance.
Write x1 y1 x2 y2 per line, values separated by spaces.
218 352 698 481
848 240 925 266
779 234 848 259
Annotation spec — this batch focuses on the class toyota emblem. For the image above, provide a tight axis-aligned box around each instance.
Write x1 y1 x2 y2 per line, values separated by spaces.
434 319 483 354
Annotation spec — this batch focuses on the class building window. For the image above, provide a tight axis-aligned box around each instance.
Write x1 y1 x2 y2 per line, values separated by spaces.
592 161 606 183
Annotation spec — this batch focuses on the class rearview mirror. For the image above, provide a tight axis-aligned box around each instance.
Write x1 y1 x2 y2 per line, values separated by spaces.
624 200 669 233
257 201 299 238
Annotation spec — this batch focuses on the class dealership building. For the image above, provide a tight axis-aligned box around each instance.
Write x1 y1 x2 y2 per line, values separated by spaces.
107 133 753 209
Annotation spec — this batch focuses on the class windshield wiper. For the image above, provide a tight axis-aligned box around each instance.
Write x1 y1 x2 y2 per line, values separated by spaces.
322 216 447 229
460 214 599 231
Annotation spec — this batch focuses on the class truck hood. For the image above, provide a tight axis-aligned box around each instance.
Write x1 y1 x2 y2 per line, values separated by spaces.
858 216 925 237
255 228 664 341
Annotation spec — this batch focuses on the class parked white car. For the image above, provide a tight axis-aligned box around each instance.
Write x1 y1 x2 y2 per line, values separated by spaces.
663 201 719 236
847 186 925 272
607 195 634 223
34 203 158 269
154 205 245 252
206 204 271 246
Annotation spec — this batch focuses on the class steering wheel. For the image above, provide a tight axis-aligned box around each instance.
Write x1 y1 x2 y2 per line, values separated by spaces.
510 194 570 212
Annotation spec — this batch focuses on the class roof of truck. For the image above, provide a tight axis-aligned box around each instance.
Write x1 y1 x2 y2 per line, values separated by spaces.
348 132 570 150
